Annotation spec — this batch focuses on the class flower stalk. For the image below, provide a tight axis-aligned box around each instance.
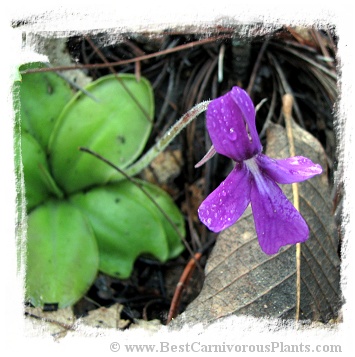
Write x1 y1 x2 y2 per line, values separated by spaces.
125 100 211 177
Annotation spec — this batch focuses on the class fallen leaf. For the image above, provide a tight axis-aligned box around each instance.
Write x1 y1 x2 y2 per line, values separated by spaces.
172 121 341 327
78 303 130 330
25 306 75 339
142 149 183 185
24 303 161 338
129 319 163 333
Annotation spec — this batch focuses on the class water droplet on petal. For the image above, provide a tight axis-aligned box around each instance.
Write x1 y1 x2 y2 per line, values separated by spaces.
228 128 237 141
207 218 212 225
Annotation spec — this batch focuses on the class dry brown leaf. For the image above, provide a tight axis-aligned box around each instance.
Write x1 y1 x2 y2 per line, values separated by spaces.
78 303 130 330
172 121 341 328
25 306 75 338
129 319 163 332
142 149 183 185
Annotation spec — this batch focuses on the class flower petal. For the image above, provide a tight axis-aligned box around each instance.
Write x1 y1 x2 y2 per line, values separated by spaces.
250 173 309 255
198 163 251 232
230 86 262 153
206 87 262 162
256 154 323 184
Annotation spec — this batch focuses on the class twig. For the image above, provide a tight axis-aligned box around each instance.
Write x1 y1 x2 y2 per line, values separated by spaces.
187 57 218 179
156 62 175 127
166 233 216 324
25 312 75 331
246 39 269 95
166 252 202 324
20 35 231 75
259 80 277 139
311 29 335 72
271 42 337 79
43 63 100 102
286 26 314 47
84 35 152 123
268 52 305 128
282 93 301 323
218 44 226 83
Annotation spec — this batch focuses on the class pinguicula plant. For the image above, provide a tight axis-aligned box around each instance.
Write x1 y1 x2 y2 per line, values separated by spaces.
15 63 185 308
15 60 322 309
196 87 322 254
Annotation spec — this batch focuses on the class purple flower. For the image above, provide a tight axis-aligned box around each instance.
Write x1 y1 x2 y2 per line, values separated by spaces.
198 87 323 255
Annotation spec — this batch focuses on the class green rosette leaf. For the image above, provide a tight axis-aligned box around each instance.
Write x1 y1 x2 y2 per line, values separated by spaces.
16 62 73 149
15 131 63 211
48 74 154 194
70 183 172 279
25 200 99 308
115 179 185 259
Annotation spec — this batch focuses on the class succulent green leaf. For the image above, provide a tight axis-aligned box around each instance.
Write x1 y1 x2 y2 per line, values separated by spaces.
48 74 154 194
16 62 73 149
70 183 170 279
15 131 63 211
25 200 99 308
115 180 185 259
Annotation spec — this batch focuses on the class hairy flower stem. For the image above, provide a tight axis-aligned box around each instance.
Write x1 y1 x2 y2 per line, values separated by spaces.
125 100 211 176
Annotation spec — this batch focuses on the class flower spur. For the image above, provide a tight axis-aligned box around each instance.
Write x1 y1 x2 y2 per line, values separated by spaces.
197 87 322 255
